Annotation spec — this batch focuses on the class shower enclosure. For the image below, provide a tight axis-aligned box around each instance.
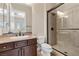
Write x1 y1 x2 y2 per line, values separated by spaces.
48 3 79 56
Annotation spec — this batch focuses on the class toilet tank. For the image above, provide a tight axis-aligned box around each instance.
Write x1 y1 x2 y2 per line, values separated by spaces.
37 36 45 44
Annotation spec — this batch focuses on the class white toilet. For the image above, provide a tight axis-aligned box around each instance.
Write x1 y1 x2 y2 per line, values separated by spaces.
37 36 53 56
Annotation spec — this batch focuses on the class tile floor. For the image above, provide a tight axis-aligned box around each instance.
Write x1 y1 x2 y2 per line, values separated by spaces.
51 50 65 56
37 49 65 56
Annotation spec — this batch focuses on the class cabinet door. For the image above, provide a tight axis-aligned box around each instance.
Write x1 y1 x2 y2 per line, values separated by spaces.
22 45 37 56
0 48 21 56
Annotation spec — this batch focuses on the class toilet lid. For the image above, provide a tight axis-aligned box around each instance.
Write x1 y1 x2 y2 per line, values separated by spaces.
41 43 52 48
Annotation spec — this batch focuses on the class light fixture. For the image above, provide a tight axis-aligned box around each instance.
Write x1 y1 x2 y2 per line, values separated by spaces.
25 3 32 6
57 11 64 16
57 11 68 18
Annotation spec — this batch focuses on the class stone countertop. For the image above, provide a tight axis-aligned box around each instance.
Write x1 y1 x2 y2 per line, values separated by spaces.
0 35 37 44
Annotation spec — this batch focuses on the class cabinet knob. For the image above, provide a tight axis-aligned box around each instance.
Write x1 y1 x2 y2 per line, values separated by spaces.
3 46 7 49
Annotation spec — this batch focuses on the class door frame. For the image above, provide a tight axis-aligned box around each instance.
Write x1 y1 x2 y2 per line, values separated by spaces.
47 3 64 44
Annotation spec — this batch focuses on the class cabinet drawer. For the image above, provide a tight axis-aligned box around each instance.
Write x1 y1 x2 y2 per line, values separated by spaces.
28 39 37 45
14 40 28 48
0 43 14 52
0 48 21 56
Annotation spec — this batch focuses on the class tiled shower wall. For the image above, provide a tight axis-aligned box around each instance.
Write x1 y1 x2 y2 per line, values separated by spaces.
53 4 79 56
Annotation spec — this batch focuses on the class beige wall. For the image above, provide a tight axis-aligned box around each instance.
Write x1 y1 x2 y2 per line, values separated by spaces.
32 3 57 41
32 3 45 36
48 12 57 45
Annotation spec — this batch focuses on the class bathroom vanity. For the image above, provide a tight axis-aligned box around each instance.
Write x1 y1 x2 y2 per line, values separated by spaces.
0 36 37 56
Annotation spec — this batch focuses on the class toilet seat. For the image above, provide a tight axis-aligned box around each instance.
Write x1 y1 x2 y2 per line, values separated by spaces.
37 36 53 56
41 43 53 52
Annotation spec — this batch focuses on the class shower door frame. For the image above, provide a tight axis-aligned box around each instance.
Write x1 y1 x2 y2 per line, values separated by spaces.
46 3 68 56
47 3 64 44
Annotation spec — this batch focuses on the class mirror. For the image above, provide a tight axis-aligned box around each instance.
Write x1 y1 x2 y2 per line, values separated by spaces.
0 3 3 35
9 4 27 33
10 3 32 33
0 3 32 35
0 3 8 35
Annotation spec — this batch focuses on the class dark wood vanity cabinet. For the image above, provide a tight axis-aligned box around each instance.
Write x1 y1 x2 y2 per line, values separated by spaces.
0 48 21 56
22 45 37 56
0 38 37 56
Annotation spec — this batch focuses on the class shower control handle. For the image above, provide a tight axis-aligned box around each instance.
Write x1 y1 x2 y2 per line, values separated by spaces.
51 27 54 31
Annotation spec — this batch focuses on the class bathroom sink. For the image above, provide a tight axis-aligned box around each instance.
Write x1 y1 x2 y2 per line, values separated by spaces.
10 35 30 40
